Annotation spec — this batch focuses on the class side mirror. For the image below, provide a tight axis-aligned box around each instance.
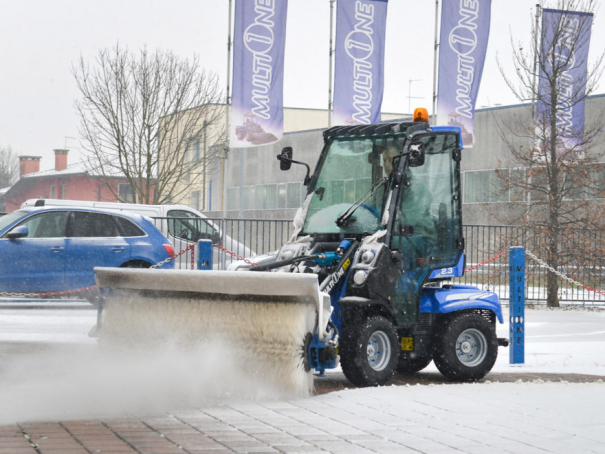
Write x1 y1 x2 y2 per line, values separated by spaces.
408 142 425 167
6 225 29 239
277 147 293 171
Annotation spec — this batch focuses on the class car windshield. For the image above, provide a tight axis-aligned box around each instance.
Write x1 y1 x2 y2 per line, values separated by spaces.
0 210 26 233
302 133 406 235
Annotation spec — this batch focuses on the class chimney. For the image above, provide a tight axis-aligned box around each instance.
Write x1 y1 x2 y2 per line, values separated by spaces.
54 148 69 172
19 156 42 178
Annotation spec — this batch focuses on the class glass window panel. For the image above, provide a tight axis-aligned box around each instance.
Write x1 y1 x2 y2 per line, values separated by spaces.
265 184 277 209
71 212 120 238
287 182 301 209
278 183 287 209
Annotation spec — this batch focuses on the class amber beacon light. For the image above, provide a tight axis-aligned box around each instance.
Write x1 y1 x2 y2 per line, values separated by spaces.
413 107 429 122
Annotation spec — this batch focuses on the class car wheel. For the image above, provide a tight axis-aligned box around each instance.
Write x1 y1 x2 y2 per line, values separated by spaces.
397 355 432 375
340 316 398 387
432 312 498 381
121 261 152 269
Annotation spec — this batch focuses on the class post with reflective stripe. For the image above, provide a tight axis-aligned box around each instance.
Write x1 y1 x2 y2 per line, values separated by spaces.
509 247 525 364
198 239 213 270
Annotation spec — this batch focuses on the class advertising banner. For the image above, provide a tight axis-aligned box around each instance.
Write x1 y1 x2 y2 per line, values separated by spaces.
537 8 593 155
333 0 389 126
436 0 492 148
231 0 287 147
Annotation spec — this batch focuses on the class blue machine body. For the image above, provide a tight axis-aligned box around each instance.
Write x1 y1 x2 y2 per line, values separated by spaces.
420 284 503 323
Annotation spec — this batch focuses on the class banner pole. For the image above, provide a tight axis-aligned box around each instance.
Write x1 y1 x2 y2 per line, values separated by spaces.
531 3 541 121
223 0 233 213
432 0 439 125
328 0 335 128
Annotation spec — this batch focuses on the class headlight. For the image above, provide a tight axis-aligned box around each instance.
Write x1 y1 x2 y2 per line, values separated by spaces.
361 250 375 264
353 270 368 285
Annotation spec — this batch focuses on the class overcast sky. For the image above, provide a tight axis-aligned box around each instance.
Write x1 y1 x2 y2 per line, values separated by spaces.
1 0 604 171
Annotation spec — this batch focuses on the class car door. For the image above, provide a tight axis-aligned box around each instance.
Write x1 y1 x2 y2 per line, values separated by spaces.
0 211 68 292
64 211 130 289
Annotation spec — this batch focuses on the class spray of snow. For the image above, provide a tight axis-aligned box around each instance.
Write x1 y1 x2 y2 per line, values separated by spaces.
100 293 316 396
0 297 317 425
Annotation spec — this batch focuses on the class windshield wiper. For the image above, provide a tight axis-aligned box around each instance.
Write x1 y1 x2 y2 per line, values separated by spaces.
336 178 387 227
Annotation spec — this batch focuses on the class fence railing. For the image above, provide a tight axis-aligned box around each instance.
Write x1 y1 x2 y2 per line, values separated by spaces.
158 218 605 304
152 217 294 271
457 225 605 304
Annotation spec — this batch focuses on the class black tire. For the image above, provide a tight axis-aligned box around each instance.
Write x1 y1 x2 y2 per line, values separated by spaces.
121 260 152 269
340 316 399 387
432 312 498 381
397 355 432 375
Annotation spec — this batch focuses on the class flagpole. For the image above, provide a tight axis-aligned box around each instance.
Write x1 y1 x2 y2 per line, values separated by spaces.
328 0 335 127
432 0 439 125
532 3 541 120
223 0 233 213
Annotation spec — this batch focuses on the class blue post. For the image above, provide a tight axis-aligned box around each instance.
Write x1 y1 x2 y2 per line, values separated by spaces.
198 239 213 270
509 247 525 364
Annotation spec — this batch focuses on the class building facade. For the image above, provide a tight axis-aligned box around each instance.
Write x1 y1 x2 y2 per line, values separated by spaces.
199 95 605 224
2 149 135 212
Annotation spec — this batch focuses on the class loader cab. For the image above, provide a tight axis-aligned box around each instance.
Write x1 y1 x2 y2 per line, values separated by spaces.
300 132 407 237
386 128 464 325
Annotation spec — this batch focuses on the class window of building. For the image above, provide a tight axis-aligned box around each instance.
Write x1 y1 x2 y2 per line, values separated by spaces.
50 185 55 199
278 183 287 209
190 190 201 211
286 182 302 208
61 184 66 200
118 184 135 203
464 170 508 203
227 187 238 211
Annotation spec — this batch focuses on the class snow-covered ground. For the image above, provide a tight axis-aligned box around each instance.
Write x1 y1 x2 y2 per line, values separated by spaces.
0 301 603 450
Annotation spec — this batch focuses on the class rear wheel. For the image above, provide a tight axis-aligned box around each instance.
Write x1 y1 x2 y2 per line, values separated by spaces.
341 316 398 387
397 355 432 375
121 260 152 269
432 312 498 381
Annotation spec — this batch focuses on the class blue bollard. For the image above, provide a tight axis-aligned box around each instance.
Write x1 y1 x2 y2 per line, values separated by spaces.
509 247 525 364
198 239 213 270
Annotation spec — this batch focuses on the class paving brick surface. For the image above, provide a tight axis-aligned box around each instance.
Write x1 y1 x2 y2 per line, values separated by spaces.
1 373 603 454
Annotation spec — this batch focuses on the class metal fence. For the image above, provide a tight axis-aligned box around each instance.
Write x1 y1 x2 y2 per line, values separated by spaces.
153 217 294 271
457 225 605 304
161 217 605 304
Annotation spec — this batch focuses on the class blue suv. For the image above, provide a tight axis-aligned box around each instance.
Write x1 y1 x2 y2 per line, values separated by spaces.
0 206 174 294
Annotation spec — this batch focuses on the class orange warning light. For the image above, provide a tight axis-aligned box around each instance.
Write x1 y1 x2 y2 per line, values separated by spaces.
413 107 429 122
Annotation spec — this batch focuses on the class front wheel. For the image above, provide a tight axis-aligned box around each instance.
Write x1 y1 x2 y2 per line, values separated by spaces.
432 312 498 381
340 316 398 387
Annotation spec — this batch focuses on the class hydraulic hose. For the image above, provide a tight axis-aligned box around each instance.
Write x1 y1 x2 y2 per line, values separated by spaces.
249 255 318 272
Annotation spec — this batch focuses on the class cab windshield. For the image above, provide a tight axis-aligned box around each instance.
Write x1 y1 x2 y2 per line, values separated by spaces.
302 133 406 235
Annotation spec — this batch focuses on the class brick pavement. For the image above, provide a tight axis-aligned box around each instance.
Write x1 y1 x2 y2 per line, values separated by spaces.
1 373 604 454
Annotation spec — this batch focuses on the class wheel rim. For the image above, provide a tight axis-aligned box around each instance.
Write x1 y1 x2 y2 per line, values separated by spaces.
456 328 487 367
367 330 391 371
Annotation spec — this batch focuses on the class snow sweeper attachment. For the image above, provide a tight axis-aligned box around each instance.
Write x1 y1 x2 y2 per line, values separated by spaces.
93 267 337 396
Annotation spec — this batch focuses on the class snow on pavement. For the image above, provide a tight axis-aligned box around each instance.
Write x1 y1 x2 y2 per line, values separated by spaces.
0 304 604 453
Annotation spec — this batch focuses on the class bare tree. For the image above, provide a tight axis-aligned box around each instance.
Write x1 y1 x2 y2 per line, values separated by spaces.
0 145 19 189
496 0 605 307
73 45 225 205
